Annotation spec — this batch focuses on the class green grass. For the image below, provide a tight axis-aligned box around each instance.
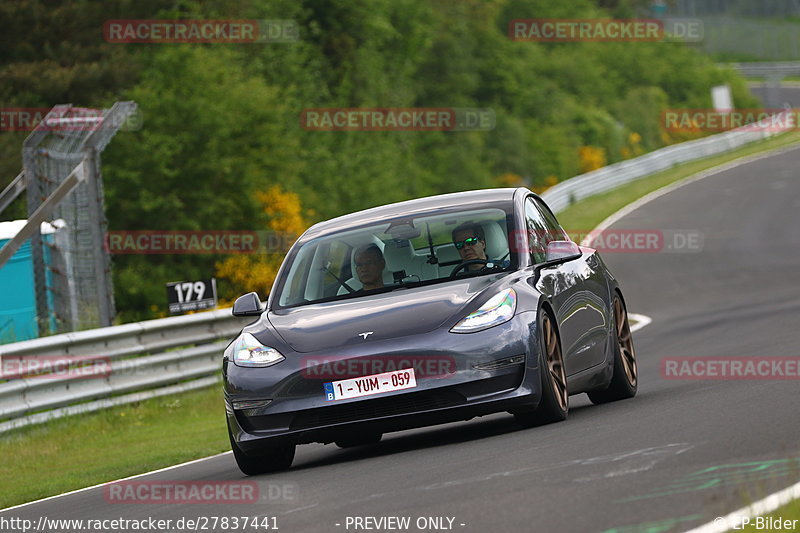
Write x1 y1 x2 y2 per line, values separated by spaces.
2 130 800 510
742 499 800 531
0 384 230 509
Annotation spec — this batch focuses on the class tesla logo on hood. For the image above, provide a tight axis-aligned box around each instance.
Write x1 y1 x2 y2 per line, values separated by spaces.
358 331 374 340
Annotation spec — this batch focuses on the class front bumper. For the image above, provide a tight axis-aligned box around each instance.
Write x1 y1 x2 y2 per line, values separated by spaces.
224 311 542 451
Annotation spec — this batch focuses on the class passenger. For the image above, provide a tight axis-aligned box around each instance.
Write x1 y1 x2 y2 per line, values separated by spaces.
353 243 385 290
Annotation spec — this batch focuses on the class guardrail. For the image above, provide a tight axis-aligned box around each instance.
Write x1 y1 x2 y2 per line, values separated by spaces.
0 111 794 434
541 114 789 213
0 309 251 433
726 61 800 79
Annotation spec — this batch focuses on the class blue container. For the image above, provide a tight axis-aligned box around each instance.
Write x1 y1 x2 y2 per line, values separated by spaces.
0 222 56 343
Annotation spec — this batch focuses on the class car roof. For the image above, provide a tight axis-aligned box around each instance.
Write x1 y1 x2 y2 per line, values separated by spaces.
300 187 525 240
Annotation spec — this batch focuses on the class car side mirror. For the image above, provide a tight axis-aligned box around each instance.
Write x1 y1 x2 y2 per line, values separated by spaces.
232 292 264 317
545 240 582 263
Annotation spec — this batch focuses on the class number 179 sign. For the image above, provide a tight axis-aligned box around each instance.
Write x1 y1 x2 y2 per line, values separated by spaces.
166 278 217 314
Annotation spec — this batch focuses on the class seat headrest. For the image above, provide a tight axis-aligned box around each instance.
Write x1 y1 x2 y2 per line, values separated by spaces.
383 239 414 271
481 221 508 259
436 244 461 264
351 237 385 262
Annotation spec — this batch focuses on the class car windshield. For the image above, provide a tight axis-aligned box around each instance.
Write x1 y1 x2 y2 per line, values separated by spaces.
273 204 517 309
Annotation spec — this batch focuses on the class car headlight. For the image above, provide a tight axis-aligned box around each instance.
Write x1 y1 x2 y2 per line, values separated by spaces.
230 332 285 367
451 288 517 333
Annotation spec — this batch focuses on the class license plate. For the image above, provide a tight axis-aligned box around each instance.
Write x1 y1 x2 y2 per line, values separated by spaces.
324 368 416 401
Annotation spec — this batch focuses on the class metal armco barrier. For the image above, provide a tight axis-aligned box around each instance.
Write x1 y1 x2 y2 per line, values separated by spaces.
541 112 791 213
0 112 794 434
0 309 252 433
727 61 800 79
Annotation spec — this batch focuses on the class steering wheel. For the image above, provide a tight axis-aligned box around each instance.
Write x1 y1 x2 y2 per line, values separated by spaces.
450 259 489 278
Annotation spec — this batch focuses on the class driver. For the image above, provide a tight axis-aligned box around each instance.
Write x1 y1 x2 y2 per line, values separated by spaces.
452 222 488 272
353 243 386 290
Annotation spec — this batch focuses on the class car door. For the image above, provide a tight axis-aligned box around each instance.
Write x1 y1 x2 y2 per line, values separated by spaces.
525 196 609 375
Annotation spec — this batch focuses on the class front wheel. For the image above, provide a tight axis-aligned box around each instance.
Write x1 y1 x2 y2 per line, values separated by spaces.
514 310 568 428
228 426 295 476
587 293 638 404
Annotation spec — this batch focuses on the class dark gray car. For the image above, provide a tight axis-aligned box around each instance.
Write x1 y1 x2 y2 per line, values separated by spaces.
223 188 638 475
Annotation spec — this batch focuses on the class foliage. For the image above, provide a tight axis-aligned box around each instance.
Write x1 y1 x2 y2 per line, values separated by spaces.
215 185 308 300
0 0 760 319
578 146 607 173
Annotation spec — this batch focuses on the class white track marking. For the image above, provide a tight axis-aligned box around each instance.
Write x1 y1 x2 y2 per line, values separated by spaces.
682 480 800 533
279 503 320 516
628 313 652 333
0 451 232 513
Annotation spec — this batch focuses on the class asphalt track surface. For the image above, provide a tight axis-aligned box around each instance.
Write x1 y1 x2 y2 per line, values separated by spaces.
748 83 800 108
3 145 800 533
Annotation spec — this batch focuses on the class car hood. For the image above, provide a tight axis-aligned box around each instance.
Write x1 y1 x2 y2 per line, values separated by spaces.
267 276 503 353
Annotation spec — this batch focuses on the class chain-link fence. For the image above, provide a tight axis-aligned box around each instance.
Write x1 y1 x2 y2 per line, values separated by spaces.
0 102 137 335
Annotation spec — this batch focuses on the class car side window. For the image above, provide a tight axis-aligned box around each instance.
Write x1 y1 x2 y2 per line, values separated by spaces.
532 197 566 243
322 241 352 297
524 198 549 264
285 252 313 304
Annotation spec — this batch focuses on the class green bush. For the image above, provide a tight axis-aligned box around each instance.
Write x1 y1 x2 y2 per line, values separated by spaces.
0 0 760 319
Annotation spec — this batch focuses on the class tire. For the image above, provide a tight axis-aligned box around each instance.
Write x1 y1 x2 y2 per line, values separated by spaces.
514 309 568 428
588 293 638 404
335 432 383 448
228 425 295 476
